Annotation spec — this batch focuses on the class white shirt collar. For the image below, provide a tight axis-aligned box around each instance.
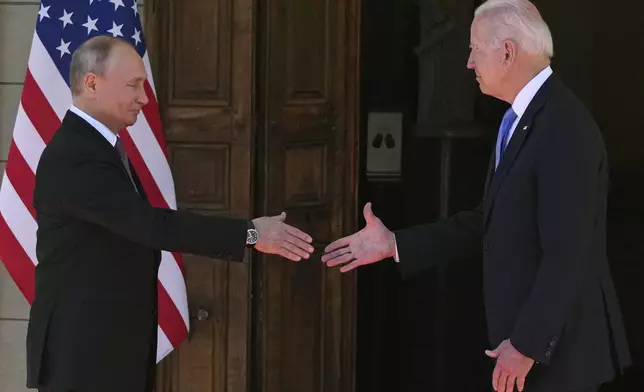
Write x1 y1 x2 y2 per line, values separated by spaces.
511 65 553 119
69 104 118 147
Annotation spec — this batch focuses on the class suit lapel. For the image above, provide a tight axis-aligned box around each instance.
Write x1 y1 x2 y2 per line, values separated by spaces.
483 75 557 225
62 111 146 200
63 110 118 152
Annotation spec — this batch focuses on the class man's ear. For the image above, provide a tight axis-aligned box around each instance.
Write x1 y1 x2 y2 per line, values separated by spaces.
503 40 517 66
84 73 98 95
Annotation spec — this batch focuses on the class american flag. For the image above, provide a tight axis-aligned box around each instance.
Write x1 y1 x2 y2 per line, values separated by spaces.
0 0 189 362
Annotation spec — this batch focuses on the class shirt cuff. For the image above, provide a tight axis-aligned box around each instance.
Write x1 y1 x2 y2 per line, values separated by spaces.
393 233 400 262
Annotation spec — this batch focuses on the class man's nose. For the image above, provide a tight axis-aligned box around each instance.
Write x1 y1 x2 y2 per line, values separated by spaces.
466 54 475 69
139 91 149 106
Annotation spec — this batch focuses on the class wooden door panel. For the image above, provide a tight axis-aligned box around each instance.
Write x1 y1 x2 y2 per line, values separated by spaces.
271 0 335 132
171 144 229 210
283 0 329 99
255 0 359 390
167 0 231 103
146 0 253 390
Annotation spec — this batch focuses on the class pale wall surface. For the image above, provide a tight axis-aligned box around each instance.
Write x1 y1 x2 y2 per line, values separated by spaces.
0 2 144 391
0 1 38 390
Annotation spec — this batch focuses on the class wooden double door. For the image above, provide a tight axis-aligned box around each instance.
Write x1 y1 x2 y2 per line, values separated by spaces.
143 0 360 391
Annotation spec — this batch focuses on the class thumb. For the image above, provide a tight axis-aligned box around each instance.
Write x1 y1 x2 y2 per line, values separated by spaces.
485 347 500 358
363 202 375 225
274 212 286 222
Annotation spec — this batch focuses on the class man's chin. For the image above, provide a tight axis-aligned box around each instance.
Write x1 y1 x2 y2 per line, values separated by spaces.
119 121 136 131
126 114 139 127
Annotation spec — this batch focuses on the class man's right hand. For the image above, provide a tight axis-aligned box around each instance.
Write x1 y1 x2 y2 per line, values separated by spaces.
252 212 315 262
321 202 396 272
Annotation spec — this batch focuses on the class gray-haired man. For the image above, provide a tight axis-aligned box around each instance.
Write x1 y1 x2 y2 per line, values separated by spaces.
322 1 631 391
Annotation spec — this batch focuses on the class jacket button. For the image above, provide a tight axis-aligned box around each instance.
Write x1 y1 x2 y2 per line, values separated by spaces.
545 350 551 357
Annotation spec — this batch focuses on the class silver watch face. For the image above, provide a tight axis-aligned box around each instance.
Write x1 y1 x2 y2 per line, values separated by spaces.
247 229 259 244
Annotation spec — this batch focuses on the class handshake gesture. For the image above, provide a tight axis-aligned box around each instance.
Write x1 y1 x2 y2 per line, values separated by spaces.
251 212 315 262
321 202 397 272
259 203 396 272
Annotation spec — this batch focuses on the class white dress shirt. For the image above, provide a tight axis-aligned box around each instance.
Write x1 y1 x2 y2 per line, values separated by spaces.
505 65 553 144
393 65 554 263
70 104 118 147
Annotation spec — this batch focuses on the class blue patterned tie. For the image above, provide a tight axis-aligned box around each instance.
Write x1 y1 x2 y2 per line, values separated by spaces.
495 107 518 168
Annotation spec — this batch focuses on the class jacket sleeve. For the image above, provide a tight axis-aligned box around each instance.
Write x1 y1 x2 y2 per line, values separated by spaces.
510 117 603 365
394 202 484 279
50 157 248 262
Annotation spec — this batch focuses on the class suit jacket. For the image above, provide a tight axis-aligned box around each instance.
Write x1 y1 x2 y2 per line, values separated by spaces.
394 74 631 392
27 111 249 392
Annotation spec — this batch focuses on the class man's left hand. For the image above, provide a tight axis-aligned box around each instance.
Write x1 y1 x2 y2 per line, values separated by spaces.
485 339 535 392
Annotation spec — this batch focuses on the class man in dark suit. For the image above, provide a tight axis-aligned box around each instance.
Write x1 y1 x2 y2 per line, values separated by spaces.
322 1 631 391
27 35 314 392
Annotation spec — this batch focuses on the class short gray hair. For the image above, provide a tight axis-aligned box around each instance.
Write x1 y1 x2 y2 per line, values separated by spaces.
474 0 554 58
69 35 128 96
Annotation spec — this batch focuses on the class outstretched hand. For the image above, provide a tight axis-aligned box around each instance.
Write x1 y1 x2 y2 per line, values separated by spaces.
321 202 396 272
252 212 314 262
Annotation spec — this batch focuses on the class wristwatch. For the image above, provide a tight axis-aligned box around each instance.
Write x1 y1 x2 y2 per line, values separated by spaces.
246 221 259 247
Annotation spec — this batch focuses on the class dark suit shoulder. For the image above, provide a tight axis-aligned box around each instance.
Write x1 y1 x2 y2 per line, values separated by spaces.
39 111 116 168
34 111 122 211
545 79 600 128
536 77 605 152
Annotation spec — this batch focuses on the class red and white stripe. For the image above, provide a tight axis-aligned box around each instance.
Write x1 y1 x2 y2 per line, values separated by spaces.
0 32 188 362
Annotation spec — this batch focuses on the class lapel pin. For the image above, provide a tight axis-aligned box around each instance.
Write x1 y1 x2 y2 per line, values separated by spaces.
523 125 528 131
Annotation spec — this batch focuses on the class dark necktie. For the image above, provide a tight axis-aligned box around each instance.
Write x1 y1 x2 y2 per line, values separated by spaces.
115 137 139 194
495 107 518 169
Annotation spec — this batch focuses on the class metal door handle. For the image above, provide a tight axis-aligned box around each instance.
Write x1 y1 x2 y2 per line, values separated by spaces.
193 308 209 321
188 307 210 341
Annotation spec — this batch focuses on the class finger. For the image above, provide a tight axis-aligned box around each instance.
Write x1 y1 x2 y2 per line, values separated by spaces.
325 253 354 267
498 372 509 392
339 259 363 273
285 224 313 243
277 247 302 262
363 202 375 225
321 246 351 263
323 237 352 254
516 377 526 392
485 349 499 359
281 242 311 259
505 375 517 392
492 363 502 391
285 235 315 253
273 211 286 222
